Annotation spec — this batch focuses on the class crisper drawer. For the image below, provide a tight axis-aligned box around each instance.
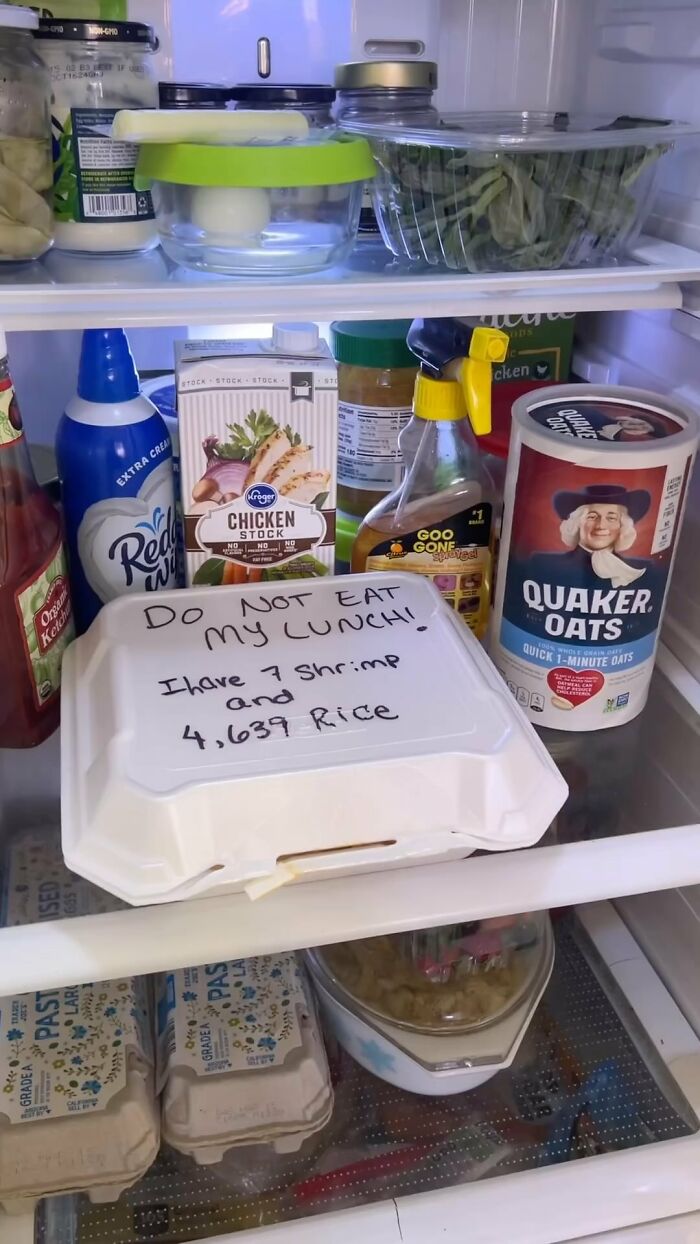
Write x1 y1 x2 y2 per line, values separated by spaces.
5 901 700 1244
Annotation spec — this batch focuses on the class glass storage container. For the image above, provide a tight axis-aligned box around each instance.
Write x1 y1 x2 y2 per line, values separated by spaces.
334 60 438 126
135 134 375 275
35 18 159 254
334 60 438 234
159 81 232 111
311 913 549 1035
0 5 53 262
331 319 417 518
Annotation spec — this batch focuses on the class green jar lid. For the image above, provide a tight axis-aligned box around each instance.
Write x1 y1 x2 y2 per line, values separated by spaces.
330 320 416 369
135 134 375 189
336 511 361 565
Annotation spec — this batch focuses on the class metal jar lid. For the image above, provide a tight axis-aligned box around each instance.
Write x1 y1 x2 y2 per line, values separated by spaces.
36 18 156 47
230 83 336 105
159 81 231 109
334 60 438 91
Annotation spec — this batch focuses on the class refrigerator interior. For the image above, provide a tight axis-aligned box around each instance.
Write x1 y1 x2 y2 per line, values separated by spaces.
0 899 695 1244
3 0 700 1241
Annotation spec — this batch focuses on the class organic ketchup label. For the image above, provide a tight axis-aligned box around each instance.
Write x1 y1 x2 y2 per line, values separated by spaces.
15 542 75 711
0 375 22 448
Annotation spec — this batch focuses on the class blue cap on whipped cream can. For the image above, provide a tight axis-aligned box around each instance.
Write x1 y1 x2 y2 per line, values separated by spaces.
490 385 699 731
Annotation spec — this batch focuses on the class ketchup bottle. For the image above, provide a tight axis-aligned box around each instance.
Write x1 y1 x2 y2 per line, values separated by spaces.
0 331 74 748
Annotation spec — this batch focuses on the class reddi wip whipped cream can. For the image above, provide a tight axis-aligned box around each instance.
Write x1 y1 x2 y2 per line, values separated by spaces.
491 385 699 731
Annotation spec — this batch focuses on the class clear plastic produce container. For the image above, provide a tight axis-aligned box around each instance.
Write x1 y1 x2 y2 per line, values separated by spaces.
311 914 548 1035
343 111 699 273
135 133 374 274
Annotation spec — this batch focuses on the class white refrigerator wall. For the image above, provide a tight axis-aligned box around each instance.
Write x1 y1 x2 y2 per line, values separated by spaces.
574 307 700 680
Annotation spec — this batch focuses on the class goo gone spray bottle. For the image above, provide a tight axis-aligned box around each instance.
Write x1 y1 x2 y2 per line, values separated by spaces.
491 385 699 730
352 320 509 641
56 329 177 634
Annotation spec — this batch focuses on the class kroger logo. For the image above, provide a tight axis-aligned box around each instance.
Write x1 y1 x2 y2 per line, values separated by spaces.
245 483 277 510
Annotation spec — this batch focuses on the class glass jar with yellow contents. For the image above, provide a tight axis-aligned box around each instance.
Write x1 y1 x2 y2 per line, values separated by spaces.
331 320 417 518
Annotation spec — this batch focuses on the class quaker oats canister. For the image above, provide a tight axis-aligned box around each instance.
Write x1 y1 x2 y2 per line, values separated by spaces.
491 385 699 731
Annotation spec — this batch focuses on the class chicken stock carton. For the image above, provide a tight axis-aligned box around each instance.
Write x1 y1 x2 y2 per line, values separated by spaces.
177 336 337 587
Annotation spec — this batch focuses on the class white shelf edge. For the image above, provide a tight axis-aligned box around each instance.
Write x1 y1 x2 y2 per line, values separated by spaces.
574 1217 700 1243
202 1211 700 1244
1 822 699 996
0 235 696 329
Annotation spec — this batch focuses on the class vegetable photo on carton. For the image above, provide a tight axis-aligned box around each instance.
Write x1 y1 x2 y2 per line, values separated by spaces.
177 326 338 589
190 412 331 587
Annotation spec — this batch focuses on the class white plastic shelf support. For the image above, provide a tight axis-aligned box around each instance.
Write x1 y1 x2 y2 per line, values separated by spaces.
0 823 697 996
0 237 695 330
0 655 698 996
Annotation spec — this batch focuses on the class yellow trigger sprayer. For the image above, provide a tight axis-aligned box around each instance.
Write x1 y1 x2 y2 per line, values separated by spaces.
407 318 509 435
351 318 509 642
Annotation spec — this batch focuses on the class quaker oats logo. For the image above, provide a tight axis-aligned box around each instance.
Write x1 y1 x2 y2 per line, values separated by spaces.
245 483 277 509
290 371 313 402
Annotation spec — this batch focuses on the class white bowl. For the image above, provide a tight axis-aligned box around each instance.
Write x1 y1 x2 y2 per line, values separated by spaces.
307 920 555 1096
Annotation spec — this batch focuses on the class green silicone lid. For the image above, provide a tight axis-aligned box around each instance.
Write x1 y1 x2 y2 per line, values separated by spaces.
335 512 361 565
331 320 416 369
135 134 375 189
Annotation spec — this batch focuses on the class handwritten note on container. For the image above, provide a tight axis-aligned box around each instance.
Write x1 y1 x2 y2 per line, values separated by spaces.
61 573 567 906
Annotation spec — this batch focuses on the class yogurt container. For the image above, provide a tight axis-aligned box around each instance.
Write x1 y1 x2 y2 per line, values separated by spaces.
491 386 700 730
157 954 332 1164
0 975 157 1212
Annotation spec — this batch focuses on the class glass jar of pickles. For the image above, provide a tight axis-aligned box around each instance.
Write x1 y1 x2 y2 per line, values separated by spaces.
0 5 53 261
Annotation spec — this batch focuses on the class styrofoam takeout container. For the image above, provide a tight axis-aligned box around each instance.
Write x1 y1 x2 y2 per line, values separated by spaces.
61 573 567 906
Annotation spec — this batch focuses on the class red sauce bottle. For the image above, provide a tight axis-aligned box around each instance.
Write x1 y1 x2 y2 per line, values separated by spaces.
0 332 74 748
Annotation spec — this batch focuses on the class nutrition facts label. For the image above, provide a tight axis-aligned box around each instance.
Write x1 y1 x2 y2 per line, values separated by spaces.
338 401 411 490
71 109 154 223
651 464 686 553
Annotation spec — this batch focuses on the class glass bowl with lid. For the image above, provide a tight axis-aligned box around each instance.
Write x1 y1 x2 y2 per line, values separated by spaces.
135 133 375 275
309 912 549 1036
